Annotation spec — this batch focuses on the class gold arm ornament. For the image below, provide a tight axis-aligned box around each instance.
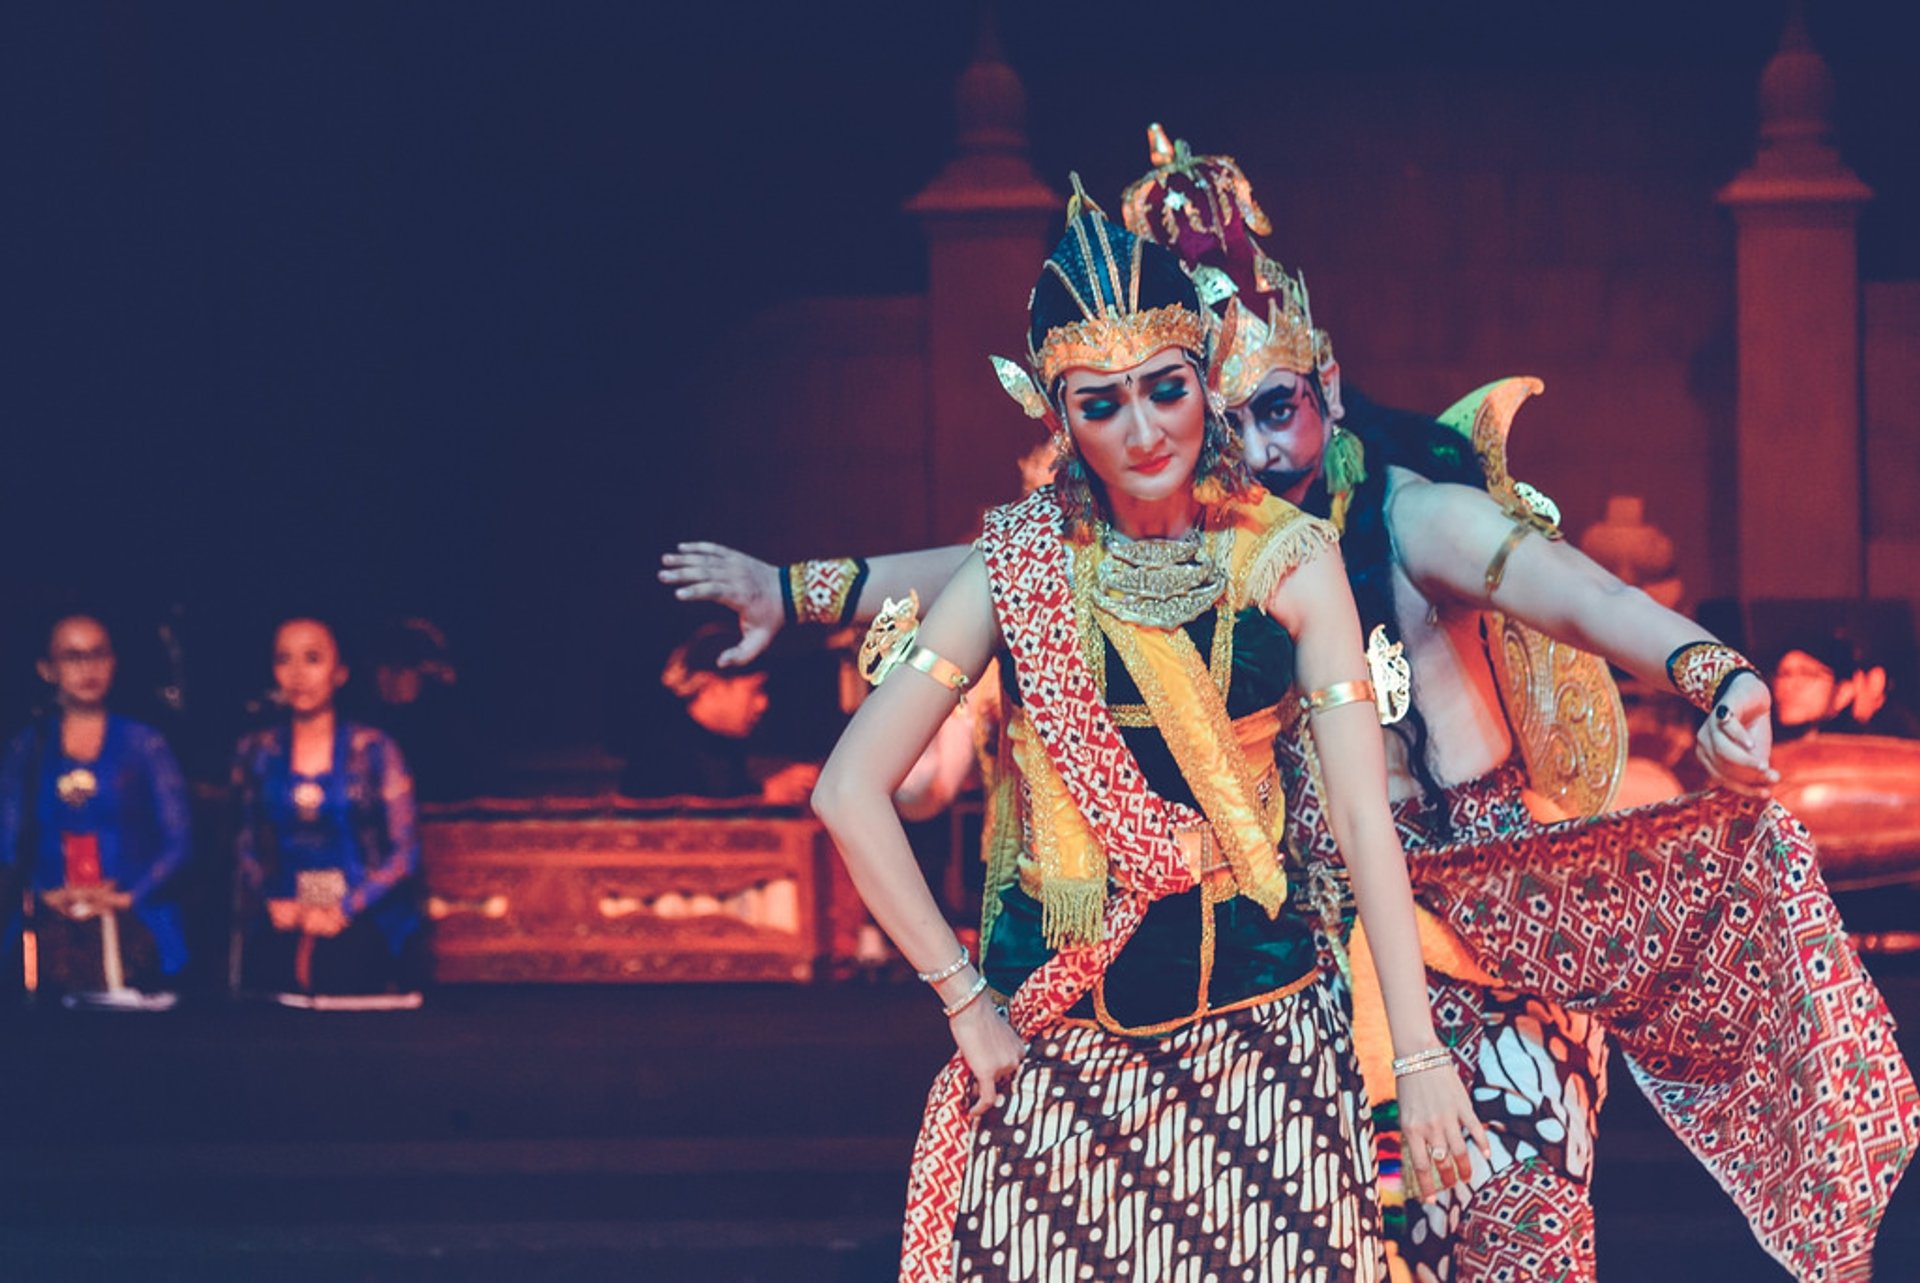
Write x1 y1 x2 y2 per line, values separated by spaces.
1437 377 1626 816
1483 522 1534 596
1301 627 1408 725
857 592 971 702
1302 679 1376 716
1365 625 1411 725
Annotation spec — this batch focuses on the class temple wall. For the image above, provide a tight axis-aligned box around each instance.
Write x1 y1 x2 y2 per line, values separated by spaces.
1867 281 1920 607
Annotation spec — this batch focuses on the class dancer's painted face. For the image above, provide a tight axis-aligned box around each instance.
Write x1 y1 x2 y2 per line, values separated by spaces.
274 619 348 716
1227 369 1328 500
1060 347 1206 508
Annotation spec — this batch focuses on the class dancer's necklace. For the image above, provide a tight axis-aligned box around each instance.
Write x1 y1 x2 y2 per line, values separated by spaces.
1092 522 1224 628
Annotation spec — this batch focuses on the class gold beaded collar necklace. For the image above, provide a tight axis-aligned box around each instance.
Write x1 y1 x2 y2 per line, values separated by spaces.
1091 521 1225 629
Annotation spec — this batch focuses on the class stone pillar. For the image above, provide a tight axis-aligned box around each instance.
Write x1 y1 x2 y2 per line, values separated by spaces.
1718 3 1872 599
906 17 1058 544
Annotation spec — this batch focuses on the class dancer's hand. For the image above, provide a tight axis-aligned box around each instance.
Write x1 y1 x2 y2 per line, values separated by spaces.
658 542 783 667
1695 671 1778 795
947 982 1026 1119
1395 1060 1491 1201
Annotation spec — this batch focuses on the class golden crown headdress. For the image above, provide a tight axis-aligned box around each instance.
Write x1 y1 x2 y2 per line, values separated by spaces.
1119 124 1272 259
1119 126 1336 410
991 175 1212 430
1197 261 1336 409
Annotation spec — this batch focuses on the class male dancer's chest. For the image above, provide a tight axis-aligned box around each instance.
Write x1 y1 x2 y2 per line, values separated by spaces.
1379 524 1516 800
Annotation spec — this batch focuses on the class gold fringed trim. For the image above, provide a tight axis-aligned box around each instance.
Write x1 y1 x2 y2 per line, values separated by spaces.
1040 877 1108 951
976 728 1024 950
1007 712 1109 948
1235 510 1341 611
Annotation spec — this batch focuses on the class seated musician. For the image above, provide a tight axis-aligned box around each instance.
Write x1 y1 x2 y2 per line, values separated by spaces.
0 614 191 1004
620 622 819 804
231 617 424 1001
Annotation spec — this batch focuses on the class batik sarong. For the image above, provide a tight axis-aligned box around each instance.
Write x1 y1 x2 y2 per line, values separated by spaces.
954 981 1387 1283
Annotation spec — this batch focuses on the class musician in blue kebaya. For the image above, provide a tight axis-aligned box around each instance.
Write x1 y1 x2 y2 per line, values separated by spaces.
231 617 424 996
0 614 192 995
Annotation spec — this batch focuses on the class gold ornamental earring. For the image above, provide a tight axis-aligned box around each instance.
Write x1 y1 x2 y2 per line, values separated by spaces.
1052 428 1075 467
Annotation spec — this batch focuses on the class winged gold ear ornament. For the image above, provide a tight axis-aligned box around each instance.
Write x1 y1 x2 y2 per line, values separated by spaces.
859 592 922 688
1436 377 1626 815
1365 626 1411 726
1204 297 1240 401
990 356 1055 425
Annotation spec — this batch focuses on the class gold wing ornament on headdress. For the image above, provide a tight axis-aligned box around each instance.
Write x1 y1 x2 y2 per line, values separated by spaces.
990 355 1055 427
1438 378 1626 817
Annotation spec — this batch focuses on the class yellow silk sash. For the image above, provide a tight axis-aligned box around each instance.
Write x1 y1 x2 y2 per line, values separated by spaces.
1091 611 1290 915
1005 712 1111 948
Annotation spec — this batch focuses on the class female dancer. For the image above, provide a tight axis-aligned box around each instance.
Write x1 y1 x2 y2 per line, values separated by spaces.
810 188 1484 1282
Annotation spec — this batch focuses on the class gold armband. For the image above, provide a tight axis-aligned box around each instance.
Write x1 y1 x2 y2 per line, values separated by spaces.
1302 679 1376 716
1483 521 1534 596
904 644 971 697
857 592 970 702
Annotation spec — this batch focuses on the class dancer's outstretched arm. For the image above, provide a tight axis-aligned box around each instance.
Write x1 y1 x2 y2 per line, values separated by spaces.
1392 478 1776 791
659 542 971 667
1268 540 1492 1199
811 553 1022 1117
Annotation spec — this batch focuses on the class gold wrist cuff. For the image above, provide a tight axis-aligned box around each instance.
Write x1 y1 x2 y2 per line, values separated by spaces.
1302 679 1377 716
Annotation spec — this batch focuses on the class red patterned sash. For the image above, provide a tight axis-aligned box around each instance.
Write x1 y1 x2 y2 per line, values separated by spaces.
1415 791 1918 1279
898 487 1203 1283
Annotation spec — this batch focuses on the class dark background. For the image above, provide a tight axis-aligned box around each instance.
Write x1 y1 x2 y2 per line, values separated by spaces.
4 1 1915 775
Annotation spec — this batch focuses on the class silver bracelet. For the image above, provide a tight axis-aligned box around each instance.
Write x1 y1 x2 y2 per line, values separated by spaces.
1392 1047 1454 1077
917 946 970 985
941 972 991 1019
